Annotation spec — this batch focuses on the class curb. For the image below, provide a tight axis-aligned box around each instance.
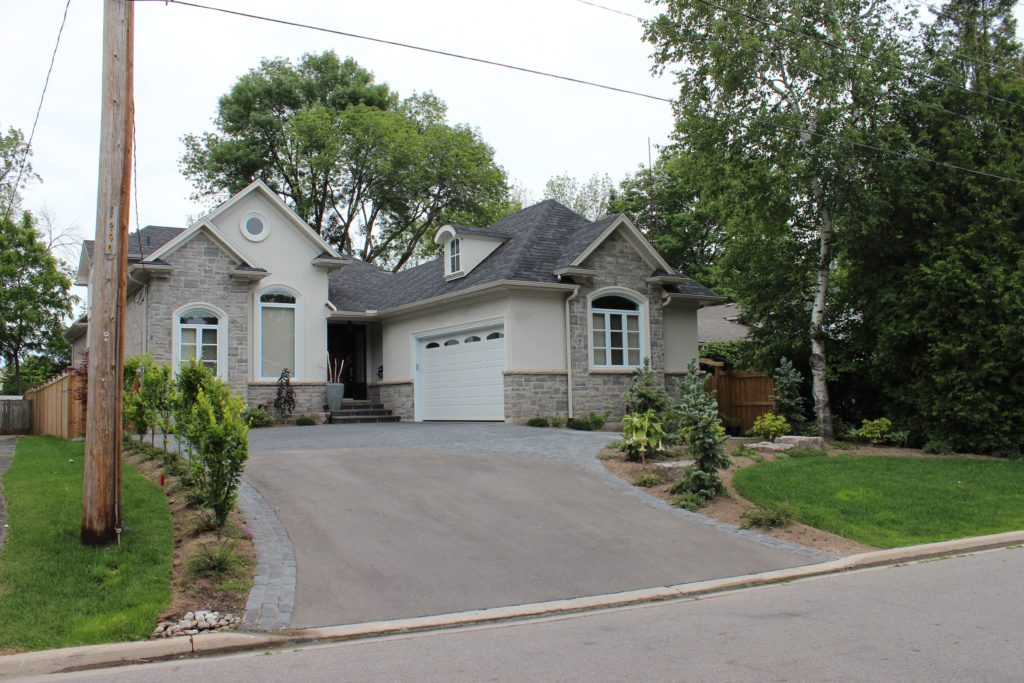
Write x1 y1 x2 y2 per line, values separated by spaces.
3 530 1022 678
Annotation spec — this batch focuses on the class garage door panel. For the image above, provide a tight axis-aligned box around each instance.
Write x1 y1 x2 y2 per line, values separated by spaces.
419 326 505 421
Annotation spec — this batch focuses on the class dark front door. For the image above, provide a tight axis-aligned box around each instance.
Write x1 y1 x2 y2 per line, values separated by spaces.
327 322 367 400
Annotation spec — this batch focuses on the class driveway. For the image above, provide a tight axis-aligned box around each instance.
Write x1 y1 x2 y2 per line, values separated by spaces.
243 423 828 629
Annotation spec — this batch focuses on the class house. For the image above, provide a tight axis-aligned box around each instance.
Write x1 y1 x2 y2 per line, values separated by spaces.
697 302 749 347
68 180 724 423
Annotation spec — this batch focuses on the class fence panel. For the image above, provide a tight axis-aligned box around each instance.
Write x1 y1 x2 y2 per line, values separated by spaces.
711 370 774 433
0 400 32 434
22 372 85 439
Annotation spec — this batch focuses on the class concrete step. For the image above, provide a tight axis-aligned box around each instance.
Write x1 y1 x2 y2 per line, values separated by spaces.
329 415 401 424
332 403 385 411
329 409 394 418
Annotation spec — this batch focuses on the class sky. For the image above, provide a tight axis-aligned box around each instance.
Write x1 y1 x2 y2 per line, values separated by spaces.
1 0 677 261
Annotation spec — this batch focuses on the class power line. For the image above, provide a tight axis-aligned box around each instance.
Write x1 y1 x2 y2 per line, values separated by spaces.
575 0 647 22
134 0 673 104
136 0 1024 185
2 0 73 226
689 0 1024 115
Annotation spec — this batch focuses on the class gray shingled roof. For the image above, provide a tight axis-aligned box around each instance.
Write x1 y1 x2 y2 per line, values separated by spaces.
698 303 750 344
329 200 720 313
83 225 184 261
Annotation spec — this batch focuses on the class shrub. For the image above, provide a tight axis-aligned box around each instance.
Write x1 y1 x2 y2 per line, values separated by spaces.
549 415 567 428
139 358 175 449
671 360 729 505
855 417 892 445
750 413 790 442
772 358 807 431
244 406 272 428
567 411 609 431
700 339 758 370
187 541 245 578
624 358 671 415
633 472 663 488
622 409 664 464
181 378 249 528
527 417 549 428
669 465 725 501
922 438 953 454
740 504 795 530
295 415 316 426
273 368 296 420
734 444 760 461
672 492 706 511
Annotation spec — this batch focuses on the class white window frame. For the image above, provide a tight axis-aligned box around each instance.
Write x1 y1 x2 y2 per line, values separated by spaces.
257 286 302 381
448 238 461 274
172 303 228 380
588 288 647 370
240 211 269 242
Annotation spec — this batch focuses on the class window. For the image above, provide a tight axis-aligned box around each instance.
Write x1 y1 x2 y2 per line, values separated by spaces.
591 294 642 368
486 331 504 340
178 308 220 375
464 335 481 343
259 291 297 379
240 212 269 242
449 238 461 273
443 339 460 346
426 342 440 349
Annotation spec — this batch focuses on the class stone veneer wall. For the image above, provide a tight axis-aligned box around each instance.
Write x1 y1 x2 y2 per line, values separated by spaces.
378 382 414 420
504 372 568 422
247 382 327 415
144 232 252 398
569 229 666 424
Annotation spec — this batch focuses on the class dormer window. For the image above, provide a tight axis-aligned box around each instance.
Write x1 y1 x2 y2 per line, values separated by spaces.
449 238 461 274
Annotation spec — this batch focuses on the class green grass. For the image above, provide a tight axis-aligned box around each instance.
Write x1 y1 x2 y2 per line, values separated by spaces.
733 455 1024 548
0 436 172 650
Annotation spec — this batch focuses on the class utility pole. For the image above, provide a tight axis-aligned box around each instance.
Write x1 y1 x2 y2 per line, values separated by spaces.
82 0 133 546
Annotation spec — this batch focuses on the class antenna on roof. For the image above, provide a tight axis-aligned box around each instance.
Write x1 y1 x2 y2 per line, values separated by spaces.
646 137 655 239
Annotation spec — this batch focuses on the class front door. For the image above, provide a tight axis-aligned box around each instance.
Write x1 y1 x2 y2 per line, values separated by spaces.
327 322 367 400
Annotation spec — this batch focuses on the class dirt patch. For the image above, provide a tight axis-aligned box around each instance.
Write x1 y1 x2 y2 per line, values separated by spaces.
600 440 873 556
123 446 256 625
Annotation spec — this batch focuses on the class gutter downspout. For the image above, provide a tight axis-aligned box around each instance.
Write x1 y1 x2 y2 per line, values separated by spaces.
564 284 580 419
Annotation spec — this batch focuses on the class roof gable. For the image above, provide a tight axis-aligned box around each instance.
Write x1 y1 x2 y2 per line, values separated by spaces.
145 219 261 269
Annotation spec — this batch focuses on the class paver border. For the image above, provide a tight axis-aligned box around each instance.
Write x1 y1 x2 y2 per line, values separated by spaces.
237 480 296 630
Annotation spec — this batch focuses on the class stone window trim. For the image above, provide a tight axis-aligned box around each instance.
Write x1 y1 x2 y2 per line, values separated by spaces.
586 287 649 370
172 302 229 381
256 285 302 382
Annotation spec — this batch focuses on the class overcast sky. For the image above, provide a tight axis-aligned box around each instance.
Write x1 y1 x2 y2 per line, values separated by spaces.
2 0 676 259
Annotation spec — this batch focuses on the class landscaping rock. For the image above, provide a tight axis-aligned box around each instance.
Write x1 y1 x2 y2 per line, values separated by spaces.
776 435 826 450
748 441 795 453
152 611 243 639
651 460 693 477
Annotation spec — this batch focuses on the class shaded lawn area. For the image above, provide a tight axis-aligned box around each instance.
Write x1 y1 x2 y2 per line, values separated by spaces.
732 455 1024 548
0 436 172 651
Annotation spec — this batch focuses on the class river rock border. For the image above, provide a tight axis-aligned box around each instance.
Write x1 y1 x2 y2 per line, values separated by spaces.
237 480 296 630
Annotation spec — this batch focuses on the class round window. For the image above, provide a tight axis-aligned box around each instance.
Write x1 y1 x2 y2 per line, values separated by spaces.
240 213 269 242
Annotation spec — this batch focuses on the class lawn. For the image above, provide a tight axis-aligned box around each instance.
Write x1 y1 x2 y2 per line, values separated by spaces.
0 436 172 651
732 454 1024 548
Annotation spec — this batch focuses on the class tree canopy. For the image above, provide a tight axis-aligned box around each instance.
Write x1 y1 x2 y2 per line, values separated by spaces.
181 51 514 270
542 172 613 221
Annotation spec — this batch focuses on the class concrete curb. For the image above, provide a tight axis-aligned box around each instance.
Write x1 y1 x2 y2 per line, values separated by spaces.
3 530 1022 678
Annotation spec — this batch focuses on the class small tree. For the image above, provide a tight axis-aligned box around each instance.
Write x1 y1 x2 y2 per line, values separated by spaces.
122 355 152 440
140 359 176 450
174 359 214 460
624 358 671 416
670 360 729 506
274 368 296 420
772 358 807 432
182 378 249 528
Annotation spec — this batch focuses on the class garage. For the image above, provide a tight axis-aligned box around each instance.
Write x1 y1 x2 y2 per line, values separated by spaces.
418 325 506 421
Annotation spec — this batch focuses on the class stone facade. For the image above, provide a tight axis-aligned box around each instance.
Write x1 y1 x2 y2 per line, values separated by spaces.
568 229 665 423
247 382 327 415
378 381 414 420
142 232 253 398
503 372 569 422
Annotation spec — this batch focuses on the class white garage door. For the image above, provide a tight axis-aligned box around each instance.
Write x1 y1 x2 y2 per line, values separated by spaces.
419 326 505 421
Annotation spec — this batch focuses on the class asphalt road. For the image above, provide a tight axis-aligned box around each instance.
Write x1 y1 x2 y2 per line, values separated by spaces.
243 425 818 627
43 548 1024 682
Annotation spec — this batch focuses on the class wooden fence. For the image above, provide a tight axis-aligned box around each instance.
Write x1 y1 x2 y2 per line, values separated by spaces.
22 371 86 439
707 369 774 434
0 400 32 435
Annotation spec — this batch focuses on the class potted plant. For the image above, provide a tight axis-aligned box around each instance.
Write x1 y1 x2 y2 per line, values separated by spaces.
326 357 346 411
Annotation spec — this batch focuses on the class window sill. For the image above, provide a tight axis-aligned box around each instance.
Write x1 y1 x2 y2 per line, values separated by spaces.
444 270 466 281
588 368 639 375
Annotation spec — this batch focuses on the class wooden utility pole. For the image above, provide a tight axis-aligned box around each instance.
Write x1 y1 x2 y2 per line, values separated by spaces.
82 0 133 546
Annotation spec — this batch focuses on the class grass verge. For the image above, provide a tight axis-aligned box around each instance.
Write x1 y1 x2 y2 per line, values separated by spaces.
733 455 1024 548
0 436 172 651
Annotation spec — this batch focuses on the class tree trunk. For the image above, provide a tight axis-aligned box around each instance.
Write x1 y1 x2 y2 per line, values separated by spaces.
809 192 835 440
13 353 21 395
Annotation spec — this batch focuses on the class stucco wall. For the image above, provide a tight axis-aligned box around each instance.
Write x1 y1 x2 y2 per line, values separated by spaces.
663 305 699 372
506 291 567 371
209 191 331 383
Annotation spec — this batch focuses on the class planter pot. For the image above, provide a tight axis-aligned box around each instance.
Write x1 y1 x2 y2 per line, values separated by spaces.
326 383 346 411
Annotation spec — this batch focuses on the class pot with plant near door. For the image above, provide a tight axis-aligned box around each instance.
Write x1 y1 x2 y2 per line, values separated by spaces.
327 357 346 411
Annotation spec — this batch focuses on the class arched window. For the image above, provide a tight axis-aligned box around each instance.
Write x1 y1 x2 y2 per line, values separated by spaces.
443 339 460 346
591 293 642 368
259 290 298 379
177 305 225 378
486 331 504 340
426 342 440 349
464 335 481 343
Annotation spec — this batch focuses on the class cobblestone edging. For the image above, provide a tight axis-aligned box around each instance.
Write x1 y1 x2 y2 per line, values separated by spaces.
237 480 297 630
0 437 14 549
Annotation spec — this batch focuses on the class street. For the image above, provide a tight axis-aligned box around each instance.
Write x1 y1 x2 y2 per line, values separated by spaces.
40 547 1024 682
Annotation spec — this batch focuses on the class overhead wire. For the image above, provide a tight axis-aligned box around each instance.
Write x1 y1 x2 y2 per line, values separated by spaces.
2 0 73 226
134 0 1024 185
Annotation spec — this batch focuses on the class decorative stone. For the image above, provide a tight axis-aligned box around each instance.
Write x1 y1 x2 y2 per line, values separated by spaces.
176 620 192 630
651 460 692 476
748 441 795 453
776 435 826 450
184 612 194 621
